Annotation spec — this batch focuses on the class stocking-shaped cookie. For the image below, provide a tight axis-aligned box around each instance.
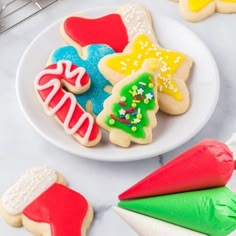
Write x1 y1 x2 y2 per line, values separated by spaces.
97 59 160 147
175 0 236 22
99 34 193 115
34 60 101 147
61 3 157 52
0 166 93 236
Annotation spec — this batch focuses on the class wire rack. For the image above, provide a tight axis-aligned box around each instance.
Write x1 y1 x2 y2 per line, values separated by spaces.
0 0 59 34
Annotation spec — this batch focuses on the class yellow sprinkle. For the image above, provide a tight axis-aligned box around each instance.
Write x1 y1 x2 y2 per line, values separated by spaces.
133 100 140 103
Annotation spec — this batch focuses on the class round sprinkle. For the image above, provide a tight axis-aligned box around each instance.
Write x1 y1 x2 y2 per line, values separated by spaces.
144 99 149 104
132 103 137 108
131 126 137 132
132 85 138 91
125 114 130 120
109 119 115 125
137 114 142 119
149 83 154 88
121 96 126 102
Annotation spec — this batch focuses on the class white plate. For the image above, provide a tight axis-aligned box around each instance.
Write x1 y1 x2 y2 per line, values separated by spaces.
16 7 220 162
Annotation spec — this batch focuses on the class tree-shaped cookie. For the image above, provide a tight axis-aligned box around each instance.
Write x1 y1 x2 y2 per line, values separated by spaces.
97 59 160 147
99 34 192 115
174 0 236 22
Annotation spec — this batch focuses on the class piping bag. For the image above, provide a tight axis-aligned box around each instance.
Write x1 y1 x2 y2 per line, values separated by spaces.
119 134 236 200
118 187 236 236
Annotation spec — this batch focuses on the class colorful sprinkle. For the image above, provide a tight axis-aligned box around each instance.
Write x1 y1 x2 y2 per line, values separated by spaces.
121 96 127 102
109 119 115 125
110 114 119 121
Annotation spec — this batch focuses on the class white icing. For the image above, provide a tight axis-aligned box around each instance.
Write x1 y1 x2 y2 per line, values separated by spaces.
1 166 57 215
113 207 205 236
34 60 94 145
118 4 157 43
226 133 236 161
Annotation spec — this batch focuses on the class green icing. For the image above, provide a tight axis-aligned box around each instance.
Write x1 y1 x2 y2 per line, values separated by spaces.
105 73 156 139
118 187 236 236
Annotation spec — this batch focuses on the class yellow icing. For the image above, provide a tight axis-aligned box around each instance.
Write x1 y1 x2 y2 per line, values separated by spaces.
188 0 214 12
220 0 236 2
106 34 185 101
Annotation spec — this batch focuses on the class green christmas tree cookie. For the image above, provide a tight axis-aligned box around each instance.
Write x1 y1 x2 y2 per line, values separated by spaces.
97 59 160 147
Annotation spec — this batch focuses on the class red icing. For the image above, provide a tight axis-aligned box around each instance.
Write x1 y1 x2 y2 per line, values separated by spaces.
35 61 100 143
64 14 129 52
23 183 89 236
119 139 235 200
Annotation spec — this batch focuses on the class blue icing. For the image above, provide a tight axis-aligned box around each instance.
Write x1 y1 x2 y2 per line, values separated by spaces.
51 45 114 115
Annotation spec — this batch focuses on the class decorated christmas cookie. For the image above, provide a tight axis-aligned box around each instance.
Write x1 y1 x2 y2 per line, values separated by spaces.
118 187 236 236
34 60 101 147
61 3 157 52
117 3 157 44
114 207 205 235
96 59 160 148
175 0 236 22
0 166 93 236
99 34 193 115
119 137 236 200
50 44 114 116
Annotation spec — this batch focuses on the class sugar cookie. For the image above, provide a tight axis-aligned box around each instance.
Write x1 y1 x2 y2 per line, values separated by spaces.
61 3 157 52
34 60 101 147
96 59 160 148
176 0 236 22
0 166 93 236
99 34 192 115
50 44 115 116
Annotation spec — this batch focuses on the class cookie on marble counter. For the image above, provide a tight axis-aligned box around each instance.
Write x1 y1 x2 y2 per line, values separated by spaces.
0 166 93 236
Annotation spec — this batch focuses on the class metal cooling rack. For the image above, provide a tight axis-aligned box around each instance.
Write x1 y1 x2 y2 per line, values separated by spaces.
0 0 59 34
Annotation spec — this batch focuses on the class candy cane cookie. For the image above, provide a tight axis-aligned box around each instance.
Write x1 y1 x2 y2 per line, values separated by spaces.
34 60 101 147
0 166 93 236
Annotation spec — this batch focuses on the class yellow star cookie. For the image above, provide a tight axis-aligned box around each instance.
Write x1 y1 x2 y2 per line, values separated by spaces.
175 0 236 22
99 34 193 115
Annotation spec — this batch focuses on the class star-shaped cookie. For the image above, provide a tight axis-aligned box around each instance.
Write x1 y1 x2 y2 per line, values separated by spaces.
175 0 236 22
99 34 193 115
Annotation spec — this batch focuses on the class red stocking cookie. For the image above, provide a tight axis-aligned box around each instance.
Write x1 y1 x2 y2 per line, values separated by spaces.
34 60 101 147
61 3 157 52
0 166 93 236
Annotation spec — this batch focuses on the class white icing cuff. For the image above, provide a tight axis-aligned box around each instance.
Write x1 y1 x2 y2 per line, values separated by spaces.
117 3 157 43
226 133 236 162
1 166 57 215
113 207 205 236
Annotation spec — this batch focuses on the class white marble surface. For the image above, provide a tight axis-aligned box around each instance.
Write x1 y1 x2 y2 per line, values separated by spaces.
0 0 236 235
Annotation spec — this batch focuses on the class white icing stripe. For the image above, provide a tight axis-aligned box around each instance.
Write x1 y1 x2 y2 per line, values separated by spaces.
114 207 205 236
34 60 93 145
118 4 157 43
1 166 57 215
